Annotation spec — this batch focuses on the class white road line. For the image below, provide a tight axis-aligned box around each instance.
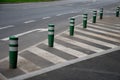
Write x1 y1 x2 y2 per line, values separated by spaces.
87 28 120 38
42 17 50 19
24 20 36 24
56 36 104 52
88 24 120 33
75 29 120 43
56 14 63 16
64 33 117 48
28 46 67 64
56 13 70 16
37 28 48 32
18 56 41 73
1 28 47 41
44 42 87 58
72 15 82 18
0 25 14 30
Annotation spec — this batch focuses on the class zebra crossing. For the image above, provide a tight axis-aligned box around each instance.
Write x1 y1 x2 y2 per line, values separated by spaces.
0 16 118 79
15 18 120 76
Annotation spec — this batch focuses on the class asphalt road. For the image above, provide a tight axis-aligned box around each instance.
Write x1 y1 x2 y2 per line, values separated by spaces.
0 0 120 59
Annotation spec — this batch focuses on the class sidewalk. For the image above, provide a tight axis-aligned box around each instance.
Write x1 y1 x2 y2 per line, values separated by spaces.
0 16 120 80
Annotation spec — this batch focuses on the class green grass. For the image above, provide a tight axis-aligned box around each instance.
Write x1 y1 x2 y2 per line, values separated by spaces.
0 0 56 3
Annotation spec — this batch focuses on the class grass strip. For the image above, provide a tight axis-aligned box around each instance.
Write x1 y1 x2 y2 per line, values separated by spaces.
0 0 56 3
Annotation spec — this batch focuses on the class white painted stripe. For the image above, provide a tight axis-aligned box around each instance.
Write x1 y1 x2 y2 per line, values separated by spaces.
88 24 120 33
64 33 117 48
56 36 104 52
37 28 48 32
24 20 35 24
0 25 14 30
94 23 120 29
44 42 87 58
42 17 50 19
18 56 41 73
1 28 47 41
115 24 120 26
73 15 82 18
68 15 82 20
75 29 120 43
56 14 63 16
28 46 67 64
94 20 120 27
87 28 120 38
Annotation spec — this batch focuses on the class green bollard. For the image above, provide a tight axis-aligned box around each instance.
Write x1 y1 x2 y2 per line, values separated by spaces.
93 11 97 23
69 17 75 36
9 36 18 69
99 8 103 19
83 14 88 28
48 24 55 47
116 7 120 17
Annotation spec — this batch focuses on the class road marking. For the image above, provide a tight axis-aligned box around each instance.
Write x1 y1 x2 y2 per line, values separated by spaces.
37 28 48 32
92 23 120 29
64 33 117 48
115 24 120 26
87 28 120 38
1 28 48 41
24 20 36 24
56 36 104 52
9 46 120 80
88 24 120 33
75 29 120 43
42 17 50 19
68 15 82 20
72 15 82 18
44 42 87 58
28 46 67 64
56 14 63 16
18 56 41 73
0 25 14 30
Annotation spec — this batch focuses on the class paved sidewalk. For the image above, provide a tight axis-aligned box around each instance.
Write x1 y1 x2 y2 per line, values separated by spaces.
0 16 120 80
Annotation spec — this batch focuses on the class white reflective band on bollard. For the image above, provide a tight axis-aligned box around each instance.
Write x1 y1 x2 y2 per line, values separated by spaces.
9 47 18 51
70 24 74 26
83 18 87 20
48 32 54 35
82 15 87 17
9 40 18 45
48 27 54 30
70 20 74 23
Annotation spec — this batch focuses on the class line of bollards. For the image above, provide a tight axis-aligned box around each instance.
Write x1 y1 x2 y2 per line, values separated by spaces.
8 7 119 69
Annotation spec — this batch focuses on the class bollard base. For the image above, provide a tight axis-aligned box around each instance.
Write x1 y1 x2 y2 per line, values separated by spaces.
9 52 18 69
